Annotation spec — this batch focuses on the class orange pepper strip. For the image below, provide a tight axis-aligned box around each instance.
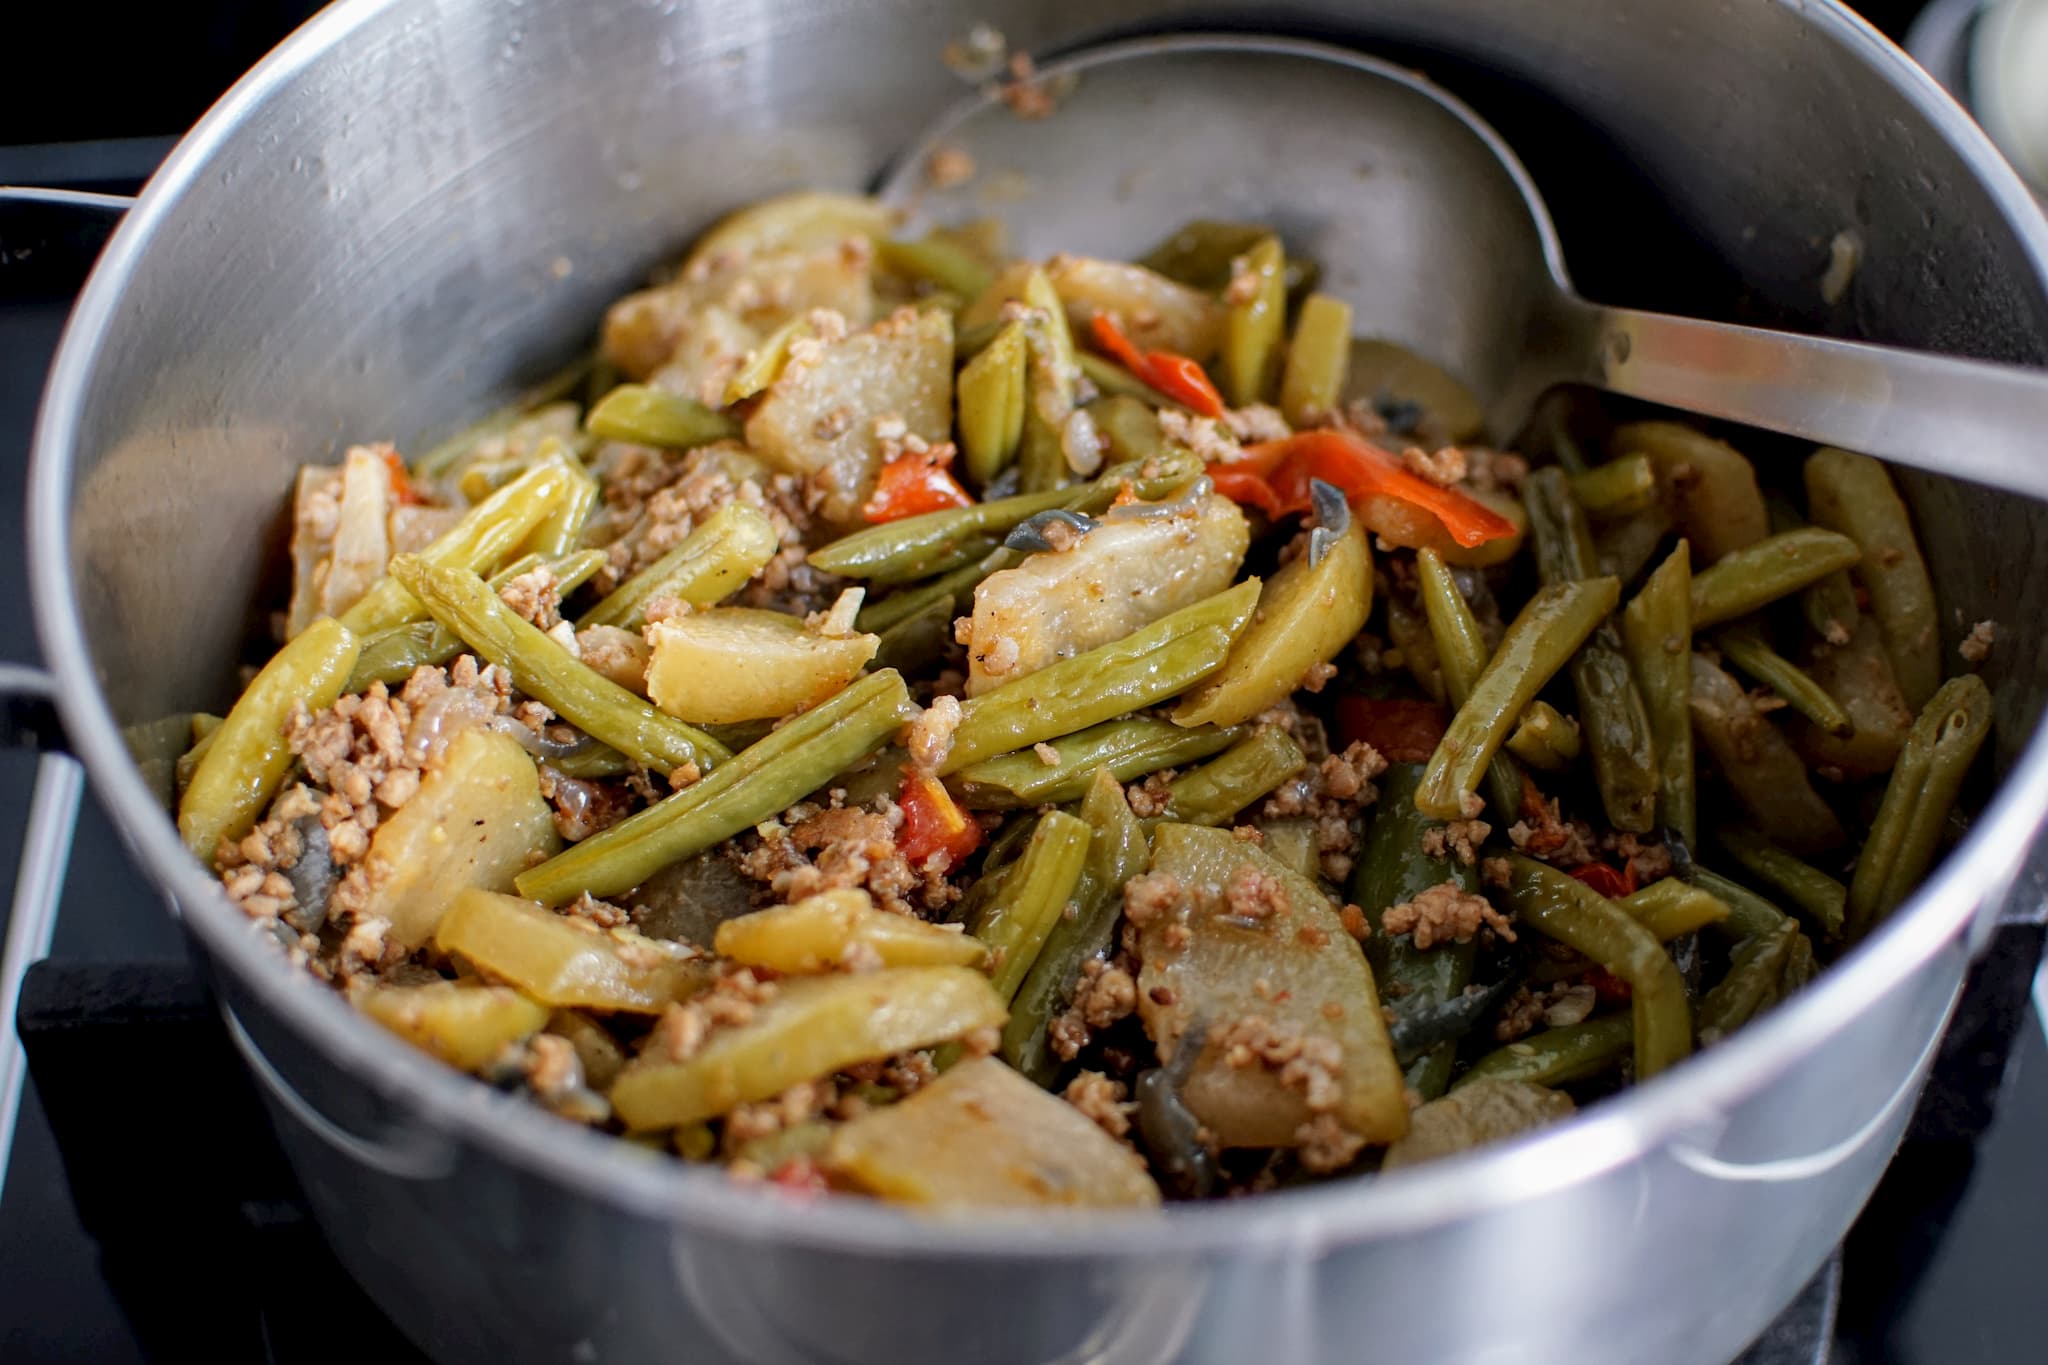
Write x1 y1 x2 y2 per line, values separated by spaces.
1087 314 1226 419
862 448 973 523
1207 430 1517 549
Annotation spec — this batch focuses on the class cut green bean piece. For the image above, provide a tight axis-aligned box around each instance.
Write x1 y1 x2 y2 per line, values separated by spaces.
856 558 990 635
1278 293 1352 427
1805 448 1940 709
1003 768 1150 1085
578 502 779 631
525 442 599 558
956 321 1027 487
585 384 741 449
939 580 1260 775
1620 542 1695 845
1161 727 1307 828
1454 1015 1634 1091
348 549 606 692
1526 468 1657 832
1505 701 1582 773
179 617 360 864
1690 867 1791 941
1688 527 1862 630
1416 547 1527 817
1504 855 1691 1079
391 557 728 776
1715 825 1847 939
875 234 995 301
974 811 1092 1004
1696 920 1802 1043
1018 267 1080 492
516 670 912 904
1418 577 1619 821
950 718 1241 809
1221 236 1285 407
1689 653 1844 854
1570 454 1657 521
1845 674 1994 938
1351 763 1482 1100
1616 878 1729 941
341 453 580 638
1716 625 1853 739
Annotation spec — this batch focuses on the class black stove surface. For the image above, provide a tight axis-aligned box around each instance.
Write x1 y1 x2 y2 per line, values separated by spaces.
2 5 2044 1362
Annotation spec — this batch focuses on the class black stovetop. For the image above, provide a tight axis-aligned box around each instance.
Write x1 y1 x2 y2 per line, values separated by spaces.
2 6 2045 1362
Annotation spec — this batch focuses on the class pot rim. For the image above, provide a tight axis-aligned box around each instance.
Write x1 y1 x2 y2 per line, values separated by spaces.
28 0 2048 1259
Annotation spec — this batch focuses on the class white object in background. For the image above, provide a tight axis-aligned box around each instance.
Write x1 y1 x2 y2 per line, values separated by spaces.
1973 0 2048 195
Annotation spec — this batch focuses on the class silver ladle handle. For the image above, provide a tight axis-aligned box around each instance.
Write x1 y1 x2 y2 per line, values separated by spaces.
1572 301 2048 502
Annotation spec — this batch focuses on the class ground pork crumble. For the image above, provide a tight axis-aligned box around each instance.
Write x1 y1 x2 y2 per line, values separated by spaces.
1259 739 1388 881
1063 1071 1135 1140
735 800 961 915
1381 881 1517 950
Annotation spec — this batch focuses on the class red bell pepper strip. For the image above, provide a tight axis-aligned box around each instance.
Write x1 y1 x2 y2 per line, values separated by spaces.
1586 965 1633 1006
897 772 983 869
1088 314 1226 418
378 445 427 506
1568 861 1637 899
1334 696 1447 764
1207 430 1517 549
862 446 973 523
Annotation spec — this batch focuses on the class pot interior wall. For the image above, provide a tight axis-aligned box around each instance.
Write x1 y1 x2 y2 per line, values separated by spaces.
49 0 2048 788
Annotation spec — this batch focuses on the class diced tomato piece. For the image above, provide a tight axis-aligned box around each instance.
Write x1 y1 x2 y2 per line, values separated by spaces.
766 1157 829 1197
1568 861 1637 899
897 772 983 869
1335 696 1447 764
1585 966 1633 1006
862 447 973 523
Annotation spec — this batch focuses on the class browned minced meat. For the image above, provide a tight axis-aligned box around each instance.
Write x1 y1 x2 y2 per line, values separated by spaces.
1222 404 1292 444
564 891 633 931
1461 447 1529 494
1224 863 1292 922
1601 831 1674 885
902 694 962 772
735 801 959 915
1493 979 1599 1043
1062 1071 1134 1141
1259 739 1388 881
1121 870 1187 929
1421 818 1490 865
1960 619 1996 664
1481 855 1514 890
651 966 780 1063
1381 880 1516 950
498 562 567 629
1399 445 1468 487
1125 771 1176 819
1507 795 1597 866
724 1079 836 1148
1294 1114 1368 1174
924 143 976 188
1215 1016 1345 1116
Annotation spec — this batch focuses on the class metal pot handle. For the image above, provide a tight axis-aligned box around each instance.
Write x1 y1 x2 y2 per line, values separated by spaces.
0 666 85 1203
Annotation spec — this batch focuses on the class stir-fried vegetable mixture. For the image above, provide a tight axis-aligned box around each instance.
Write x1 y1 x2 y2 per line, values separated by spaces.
180 191 1997 1207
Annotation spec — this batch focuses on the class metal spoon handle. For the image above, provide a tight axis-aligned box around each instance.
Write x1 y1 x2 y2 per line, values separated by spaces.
1575 302 2048 501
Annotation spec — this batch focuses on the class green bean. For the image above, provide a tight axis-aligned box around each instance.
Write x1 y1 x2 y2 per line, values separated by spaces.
1453 1015 1634 1091
857 559 990 635
1525 468 1658 832
1688 653 1844 854
866 535 1002 588
1278 293 1352 427
1594 503 1675 585
1220 236 1285 407
875 234 995 300
1687 528 1862 630
584 384 740 449
1161 727 1307 828
1351 763 1482 1100
973 810 1092 1003
1793 616 1913 778
551 743 635 781
1503 855 1691 1079
516 670 911 904
1845 674 1994 938
178 617 360 864
1619 542 1695 844
938 580 1260 775
1696 919 1801 1044
1077 353 1179 409
1002 769 1147 1083
1385 591 1446 705
956 321 1027 487
870 594 958 676
1715 825 1847 939
1139 219 1318 298
1805 448 1940 709
347 548 606 692
1616 878 1729 941
812 449 1201 580
1018 268 1080 493
390 556 729 776
578 503 779 631
1690 868 1791 941
410 353 594 478
950 718 1241 809
1415 548 1527 817
1418 577 1618 821
1505 701 1581 773
1570 454 1657 521
1715 624 1853 739
340 453 581 638
525 442 599 557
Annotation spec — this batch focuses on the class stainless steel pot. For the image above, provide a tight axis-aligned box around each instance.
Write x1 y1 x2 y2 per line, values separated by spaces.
17 3 2048 1362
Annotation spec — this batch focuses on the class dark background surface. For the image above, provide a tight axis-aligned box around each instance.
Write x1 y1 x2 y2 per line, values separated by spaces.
1 2 2041 1363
